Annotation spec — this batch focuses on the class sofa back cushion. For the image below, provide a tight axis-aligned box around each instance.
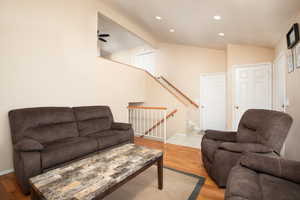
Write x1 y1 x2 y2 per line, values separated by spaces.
9 107 78 144
73 106 113 136
237 109 293 154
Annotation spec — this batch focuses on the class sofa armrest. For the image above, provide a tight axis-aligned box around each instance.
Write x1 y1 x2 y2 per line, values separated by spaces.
14 138 44 152
111 122 132 130
240 153 300 184
219 142 273 153
204 130 237 142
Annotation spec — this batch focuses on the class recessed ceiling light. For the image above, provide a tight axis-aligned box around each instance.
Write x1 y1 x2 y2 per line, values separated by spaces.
169 29 175 33
155 16 162 20
218 32 225 37
214 15 222 20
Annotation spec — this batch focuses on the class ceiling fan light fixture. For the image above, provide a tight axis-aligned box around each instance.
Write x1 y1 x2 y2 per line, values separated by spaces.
218 32 225 37
169 29 175 33
155 16 162 20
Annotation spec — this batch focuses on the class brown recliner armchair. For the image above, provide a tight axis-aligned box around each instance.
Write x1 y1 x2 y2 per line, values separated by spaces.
226 153 300 200
201 109 293 187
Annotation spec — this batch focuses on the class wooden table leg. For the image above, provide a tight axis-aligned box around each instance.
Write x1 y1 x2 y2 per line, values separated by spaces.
157 156 163 190
31 187 41 200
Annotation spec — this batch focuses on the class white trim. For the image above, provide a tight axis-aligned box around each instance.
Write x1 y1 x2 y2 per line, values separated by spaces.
0 169 14 176
232 62 273 69
273 51 287 112
232 63 273 129
199 72 226 76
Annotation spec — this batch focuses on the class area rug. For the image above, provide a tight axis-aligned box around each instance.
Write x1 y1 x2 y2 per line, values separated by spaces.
104 166 205 200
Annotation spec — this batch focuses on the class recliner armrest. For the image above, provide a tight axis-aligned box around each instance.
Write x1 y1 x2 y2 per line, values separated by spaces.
240 153 300 184
14 138 44 152
111 122 132 130
219 142 273 153
204 130 237 142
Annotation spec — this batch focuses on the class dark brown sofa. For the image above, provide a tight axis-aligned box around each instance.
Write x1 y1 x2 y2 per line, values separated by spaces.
9 106 134 194
201 109 293 187
226 153 300 200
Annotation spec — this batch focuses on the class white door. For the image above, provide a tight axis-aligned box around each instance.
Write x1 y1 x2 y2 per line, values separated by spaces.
234 63 272 129
274 53 287 112
134 51 156 75
200 74 226 131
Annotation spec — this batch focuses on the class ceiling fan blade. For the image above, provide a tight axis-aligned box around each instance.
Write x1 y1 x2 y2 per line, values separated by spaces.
99 38 107 42
99 34 110 37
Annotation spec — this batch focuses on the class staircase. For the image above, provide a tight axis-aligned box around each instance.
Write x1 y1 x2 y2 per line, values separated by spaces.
128 74 201 144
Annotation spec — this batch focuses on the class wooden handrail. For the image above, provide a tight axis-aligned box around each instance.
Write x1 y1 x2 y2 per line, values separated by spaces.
145 71 188 106
128 106 167 110
141 109 178 137
158 76 199 109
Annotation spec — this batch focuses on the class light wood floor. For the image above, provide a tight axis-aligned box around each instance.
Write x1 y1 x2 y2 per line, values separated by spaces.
0 137 225 200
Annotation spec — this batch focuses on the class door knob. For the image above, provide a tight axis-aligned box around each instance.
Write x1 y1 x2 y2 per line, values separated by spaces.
235 106 239 109
201 105 205 109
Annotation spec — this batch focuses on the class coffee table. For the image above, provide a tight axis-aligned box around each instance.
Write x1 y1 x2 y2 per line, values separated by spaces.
29 144 163 200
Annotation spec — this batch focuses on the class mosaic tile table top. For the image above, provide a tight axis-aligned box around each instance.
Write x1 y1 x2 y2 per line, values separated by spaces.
30 144 163 200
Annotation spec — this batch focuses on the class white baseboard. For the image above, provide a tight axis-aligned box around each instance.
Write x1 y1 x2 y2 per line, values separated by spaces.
0 169 14 176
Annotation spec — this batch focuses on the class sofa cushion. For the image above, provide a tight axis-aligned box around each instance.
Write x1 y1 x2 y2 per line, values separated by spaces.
41 137 98 169
9 107 78 144
24 122 78 144
73 106 113 136
87 130 131 149
260 174 300 200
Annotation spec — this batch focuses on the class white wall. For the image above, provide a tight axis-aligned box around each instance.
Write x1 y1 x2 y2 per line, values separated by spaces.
275 12 300 161
0 0 149 171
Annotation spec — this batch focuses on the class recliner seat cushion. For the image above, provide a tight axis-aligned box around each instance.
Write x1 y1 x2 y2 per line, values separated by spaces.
41 137 98 169
73 106 113 136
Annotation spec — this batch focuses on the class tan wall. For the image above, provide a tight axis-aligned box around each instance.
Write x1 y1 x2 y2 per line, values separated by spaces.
275 12 300 161
143 75 187 138
104 43 227 129
0 0 151 172
156 43 227 102
226 44 275 129
155 43 227 127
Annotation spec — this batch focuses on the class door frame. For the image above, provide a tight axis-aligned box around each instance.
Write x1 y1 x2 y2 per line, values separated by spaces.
232 62 273 129
200 72 227 131
273 51 287 112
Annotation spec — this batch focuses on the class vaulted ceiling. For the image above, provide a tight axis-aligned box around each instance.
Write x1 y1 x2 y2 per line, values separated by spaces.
100 0 300 49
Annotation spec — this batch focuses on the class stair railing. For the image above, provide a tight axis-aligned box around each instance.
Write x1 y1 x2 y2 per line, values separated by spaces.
128 106 168 143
